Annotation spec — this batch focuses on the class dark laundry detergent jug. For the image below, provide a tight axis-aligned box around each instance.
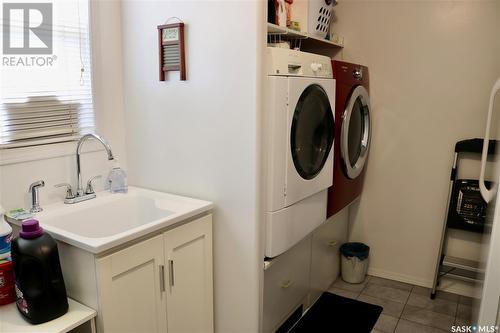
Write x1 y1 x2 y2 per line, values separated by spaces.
11 219 68 324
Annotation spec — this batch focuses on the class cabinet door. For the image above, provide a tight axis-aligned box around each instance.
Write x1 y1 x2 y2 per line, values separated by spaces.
164 215 214 333
309 210 348 305
96 235 167 333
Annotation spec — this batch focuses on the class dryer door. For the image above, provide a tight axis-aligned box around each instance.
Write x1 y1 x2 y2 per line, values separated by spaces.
341 85 371 179
290 84 334 180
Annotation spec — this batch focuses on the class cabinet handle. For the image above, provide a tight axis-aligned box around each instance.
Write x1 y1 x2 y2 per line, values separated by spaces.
328 240 338 248
280 280 294 289
159 265 166 292
168 260 175 287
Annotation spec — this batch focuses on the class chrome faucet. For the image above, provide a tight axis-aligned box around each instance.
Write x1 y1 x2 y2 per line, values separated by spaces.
56 134 114 204
76 133 114 195
28 180 45 213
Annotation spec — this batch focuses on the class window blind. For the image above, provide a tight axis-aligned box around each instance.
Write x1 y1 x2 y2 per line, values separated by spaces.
0 0 94 148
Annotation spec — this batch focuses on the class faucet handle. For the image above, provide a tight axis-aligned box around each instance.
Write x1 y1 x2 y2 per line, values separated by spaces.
85 175 102 195
55 183 75 199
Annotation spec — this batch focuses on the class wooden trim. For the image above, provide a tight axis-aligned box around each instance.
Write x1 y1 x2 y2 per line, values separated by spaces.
178 24 186 81
157 23 182 30
158 27 165 81
0 141 105 166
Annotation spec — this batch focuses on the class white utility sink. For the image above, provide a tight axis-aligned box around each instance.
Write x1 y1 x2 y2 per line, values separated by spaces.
9 187 213 254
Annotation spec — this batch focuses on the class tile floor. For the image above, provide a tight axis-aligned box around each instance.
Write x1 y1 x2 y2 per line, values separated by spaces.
329 275 476 333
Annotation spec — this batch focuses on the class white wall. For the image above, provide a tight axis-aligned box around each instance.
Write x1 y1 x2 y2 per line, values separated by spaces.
333 0 500 287
119 1 264 331
0 1 127 215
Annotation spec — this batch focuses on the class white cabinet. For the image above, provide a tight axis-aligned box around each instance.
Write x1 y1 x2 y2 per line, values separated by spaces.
164 215 213 333
95 215 213 333
96 235 167 333
309 210 348 305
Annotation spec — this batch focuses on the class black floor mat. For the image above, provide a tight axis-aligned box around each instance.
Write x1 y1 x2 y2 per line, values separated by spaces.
289 292 383 333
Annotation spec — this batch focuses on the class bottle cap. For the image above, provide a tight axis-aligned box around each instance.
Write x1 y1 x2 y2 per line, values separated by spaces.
20 219 44 239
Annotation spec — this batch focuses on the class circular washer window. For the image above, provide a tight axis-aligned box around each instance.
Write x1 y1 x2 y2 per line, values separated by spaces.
341 85 371 179
291 84 334 180
348 98 365 166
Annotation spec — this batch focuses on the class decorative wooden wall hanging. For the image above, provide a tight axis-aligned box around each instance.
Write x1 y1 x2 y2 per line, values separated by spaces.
157 20 186 81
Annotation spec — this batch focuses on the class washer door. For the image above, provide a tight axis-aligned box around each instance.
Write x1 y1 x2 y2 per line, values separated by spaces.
290 84 334 180
341 85 371 179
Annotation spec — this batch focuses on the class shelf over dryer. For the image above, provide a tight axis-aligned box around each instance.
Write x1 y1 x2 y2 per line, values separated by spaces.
267 23 344 56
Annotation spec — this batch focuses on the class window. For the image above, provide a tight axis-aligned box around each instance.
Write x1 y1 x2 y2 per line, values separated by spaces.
0 0 94 148
290 84 334 180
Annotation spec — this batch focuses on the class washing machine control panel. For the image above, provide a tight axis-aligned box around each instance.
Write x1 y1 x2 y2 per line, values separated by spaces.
266 47 332 78
310 62 323 72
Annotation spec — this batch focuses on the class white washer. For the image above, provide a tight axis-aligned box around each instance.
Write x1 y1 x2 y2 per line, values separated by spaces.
264 48 335 258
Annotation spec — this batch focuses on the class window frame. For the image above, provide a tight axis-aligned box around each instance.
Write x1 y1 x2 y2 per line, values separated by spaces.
0 0 96 157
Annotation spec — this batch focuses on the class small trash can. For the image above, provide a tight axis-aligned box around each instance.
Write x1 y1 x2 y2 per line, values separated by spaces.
340 242 370 284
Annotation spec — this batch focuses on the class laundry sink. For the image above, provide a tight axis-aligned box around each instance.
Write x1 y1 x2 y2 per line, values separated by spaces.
8 187 213 254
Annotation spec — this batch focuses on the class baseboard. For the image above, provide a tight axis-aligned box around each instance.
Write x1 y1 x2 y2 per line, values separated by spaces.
367 267 480 298
367 267 432 288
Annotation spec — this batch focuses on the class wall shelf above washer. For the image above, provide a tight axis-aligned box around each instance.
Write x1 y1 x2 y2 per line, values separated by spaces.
267 23 344 56
268 23 306 37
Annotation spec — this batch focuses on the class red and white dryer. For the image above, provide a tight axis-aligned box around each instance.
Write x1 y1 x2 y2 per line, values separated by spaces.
327 61 372 217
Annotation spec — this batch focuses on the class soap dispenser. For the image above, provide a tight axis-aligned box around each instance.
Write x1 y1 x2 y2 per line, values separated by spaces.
107 160 128 193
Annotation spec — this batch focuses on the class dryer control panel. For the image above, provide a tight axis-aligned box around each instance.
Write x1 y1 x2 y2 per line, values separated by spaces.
266 47 332 78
